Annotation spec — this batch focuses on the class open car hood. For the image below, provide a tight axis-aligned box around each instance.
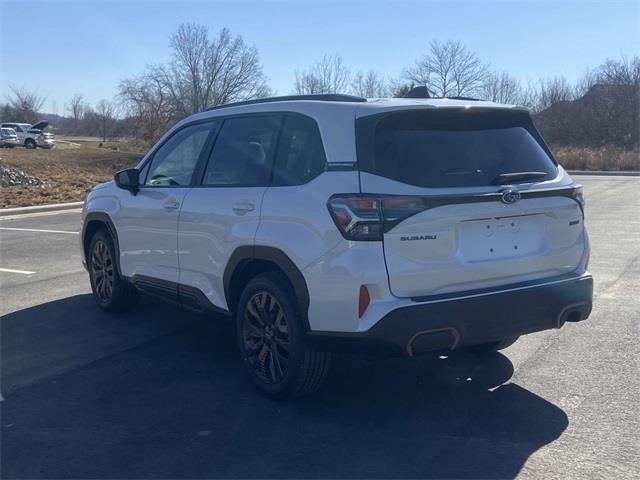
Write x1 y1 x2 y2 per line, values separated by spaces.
29 120 49 131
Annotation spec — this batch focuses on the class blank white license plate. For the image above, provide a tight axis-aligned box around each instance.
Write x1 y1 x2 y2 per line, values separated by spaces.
457 215 544 262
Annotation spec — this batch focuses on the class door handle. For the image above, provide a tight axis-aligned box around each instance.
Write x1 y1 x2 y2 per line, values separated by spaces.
232 201 255 215
163 198 180 211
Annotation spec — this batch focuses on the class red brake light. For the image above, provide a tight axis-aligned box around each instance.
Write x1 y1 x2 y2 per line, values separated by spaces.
327 195 429 241
570 185 585 217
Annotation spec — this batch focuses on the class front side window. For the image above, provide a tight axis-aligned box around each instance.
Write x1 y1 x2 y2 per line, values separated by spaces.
144 122 216 187
202 115 281 187
272 114 326 186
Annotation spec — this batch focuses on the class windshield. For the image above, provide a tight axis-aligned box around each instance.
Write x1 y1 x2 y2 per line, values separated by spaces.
356 109 558 188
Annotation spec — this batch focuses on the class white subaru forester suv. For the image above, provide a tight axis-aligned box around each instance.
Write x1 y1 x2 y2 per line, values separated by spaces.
81 92 593 398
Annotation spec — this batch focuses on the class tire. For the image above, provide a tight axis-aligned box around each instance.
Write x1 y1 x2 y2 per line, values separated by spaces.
88 229 139 313
236 271 331 399
465 336 520 355
24 139 36 149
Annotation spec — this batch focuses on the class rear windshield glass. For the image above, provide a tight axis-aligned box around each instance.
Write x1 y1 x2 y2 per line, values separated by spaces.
356 109 557 188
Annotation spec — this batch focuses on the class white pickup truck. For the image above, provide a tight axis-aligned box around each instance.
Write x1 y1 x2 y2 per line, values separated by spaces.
0 121 55 149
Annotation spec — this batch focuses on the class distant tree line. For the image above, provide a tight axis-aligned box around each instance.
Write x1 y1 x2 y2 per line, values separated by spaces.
0 88 124 142
2 24 638 148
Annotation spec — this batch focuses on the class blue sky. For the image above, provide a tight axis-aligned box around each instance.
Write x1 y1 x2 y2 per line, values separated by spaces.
1 0 638 114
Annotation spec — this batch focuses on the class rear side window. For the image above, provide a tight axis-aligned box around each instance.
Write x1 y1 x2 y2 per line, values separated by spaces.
356 109 557 188
202 115 281 187
272 114 326 186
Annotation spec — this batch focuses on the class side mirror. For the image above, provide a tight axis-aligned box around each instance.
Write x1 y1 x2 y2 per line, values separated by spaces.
114 168 140 194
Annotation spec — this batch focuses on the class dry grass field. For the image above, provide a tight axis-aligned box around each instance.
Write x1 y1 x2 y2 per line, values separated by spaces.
0 138 638 208
553 145 639 171
0 138 144 208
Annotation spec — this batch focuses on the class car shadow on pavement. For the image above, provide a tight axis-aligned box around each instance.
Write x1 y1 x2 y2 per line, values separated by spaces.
1 294 568 479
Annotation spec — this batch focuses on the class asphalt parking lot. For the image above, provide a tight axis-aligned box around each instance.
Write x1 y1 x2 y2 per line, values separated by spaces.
1 175 638 479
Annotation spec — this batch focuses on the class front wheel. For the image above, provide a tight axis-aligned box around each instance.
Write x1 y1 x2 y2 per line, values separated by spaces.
24 139 36 149
88 230 139 313
236 272 331 399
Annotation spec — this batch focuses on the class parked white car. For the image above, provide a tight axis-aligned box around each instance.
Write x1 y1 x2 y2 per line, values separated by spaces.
80 92 593 398
0 127 19 148
0 121 55 149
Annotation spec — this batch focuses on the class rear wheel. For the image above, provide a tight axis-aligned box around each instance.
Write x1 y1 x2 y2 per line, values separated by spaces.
88 229 139 313
24 139 36 149
236 272 331 399
465 336 520 355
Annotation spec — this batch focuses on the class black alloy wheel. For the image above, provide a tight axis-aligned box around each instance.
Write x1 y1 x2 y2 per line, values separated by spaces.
91 238 115 304
242 290 291 384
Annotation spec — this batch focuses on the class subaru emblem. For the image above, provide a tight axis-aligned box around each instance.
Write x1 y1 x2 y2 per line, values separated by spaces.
501 189 521 204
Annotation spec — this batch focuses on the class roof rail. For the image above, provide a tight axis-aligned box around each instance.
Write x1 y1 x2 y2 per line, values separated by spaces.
205 94 366 112
441 96 482 101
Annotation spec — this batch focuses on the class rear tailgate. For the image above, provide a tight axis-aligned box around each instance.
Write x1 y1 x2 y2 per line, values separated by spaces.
356 107 586 298
381 191 585 297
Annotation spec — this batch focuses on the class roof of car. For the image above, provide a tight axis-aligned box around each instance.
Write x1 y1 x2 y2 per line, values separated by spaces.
175 95 529 165
192 95 527 122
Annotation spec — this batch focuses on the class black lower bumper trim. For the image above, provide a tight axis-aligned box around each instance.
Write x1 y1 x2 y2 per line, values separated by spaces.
307 274 593 357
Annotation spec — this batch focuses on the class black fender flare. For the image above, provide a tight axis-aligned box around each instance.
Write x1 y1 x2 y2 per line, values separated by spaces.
224 246 311 330
82 212 122 276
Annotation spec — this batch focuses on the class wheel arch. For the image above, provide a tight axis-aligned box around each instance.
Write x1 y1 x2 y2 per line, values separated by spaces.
82 212 122 276
224 246 311 330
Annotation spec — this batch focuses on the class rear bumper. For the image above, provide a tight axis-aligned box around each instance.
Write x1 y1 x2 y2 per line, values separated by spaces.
307 273 593 356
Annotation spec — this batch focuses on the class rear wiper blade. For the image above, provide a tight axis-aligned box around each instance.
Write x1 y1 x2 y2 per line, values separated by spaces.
491 171 548 185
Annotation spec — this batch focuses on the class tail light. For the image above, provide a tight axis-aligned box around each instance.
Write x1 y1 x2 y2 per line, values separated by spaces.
571 185 585 216
327 195 428 241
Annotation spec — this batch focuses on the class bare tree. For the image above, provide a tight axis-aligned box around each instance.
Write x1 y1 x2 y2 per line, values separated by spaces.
350 70 389 98
481 71 522 104
166 24 270 114
405 40 488 97
518 80 541 110
594 55 640 86
294 54 350 94
67 94 86 132
119 24 269 142
92 99 117 142
4 86 46 123
387 79 415 98
536 76 575 111
119 69 175 144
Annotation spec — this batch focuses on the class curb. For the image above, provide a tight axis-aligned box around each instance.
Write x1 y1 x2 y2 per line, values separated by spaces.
567 170 639 176
0 201 83 217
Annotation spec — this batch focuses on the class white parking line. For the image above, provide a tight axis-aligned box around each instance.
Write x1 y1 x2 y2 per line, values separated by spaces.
0 208 82 221
0 227 78 235
0 267 36 275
